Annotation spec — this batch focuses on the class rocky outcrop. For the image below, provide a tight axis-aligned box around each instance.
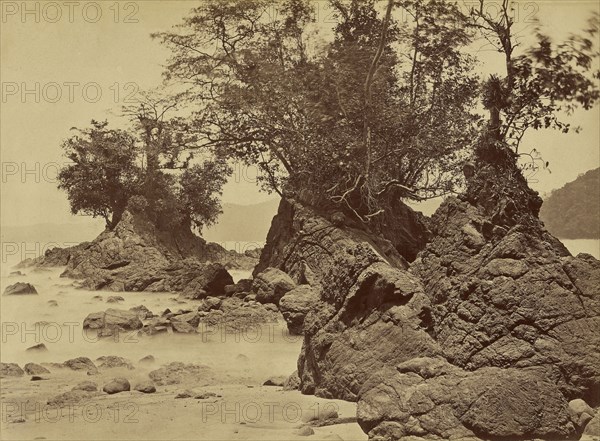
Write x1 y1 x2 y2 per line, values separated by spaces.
257 154 600 440
411 195 600 406
256 198 435 401
3 282 37 295
19 210 254 292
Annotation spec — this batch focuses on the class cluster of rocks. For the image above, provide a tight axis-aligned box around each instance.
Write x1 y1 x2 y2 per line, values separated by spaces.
1 355 147 378
82 295 280 338
254 156 600 440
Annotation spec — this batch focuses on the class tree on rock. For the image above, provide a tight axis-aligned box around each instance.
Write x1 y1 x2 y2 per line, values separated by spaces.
57 97 230 232
154 0 480 221
58 120 140 229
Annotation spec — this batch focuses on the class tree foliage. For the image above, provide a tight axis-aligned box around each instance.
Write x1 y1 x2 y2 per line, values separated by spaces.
58 120 139 229
57 97 230 231
472 1 600 160
154 0 481 221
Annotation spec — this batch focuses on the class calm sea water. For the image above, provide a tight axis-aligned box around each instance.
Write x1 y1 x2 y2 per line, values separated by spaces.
0 250 300 380
561 239 600 259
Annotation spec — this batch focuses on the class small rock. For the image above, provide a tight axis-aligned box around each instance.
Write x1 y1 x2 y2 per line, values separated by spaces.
47 300 58 307
24 363 50 375
106 296 125 303
252 268 296 305
0 363 24 377
72 381 98 392
569 398 595 428
171 311 201 328
134 381 156 393
26 343 48 352
3 282 37 296
198 297 222 312
91 295 103 301
295 426 315 436
175 389 194 399
583 414 599 437
283 370 301 391
263 376 287 387
96 355 134 370
102 377 130 394
130 305 153 319
47 390 94 406
235 354 249 363
171 321 196 333
30 376 47 381
63 357 98 374
9 271 24 277
139 355 155 364
194 392 219 399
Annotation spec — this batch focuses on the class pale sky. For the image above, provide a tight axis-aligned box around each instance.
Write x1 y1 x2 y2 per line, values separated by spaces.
1 0 599 227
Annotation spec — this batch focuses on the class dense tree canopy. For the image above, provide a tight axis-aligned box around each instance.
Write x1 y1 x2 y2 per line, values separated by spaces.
154 0 482 220
60 0 599 229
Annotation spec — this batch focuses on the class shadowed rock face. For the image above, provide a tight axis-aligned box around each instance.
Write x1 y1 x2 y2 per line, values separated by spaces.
255 198 438 401
256 156 600 440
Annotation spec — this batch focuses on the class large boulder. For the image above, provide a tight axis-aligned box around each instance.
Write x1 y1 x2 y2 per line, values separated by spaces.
83 308 143 335
251 267 296 305
3 282 37 295
102 377 131 394
279 285 320 334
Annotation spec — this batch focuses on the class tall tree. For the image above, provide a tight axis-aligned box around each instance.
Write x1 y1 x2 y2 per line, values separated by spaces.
58 95 230 232
472 1 600 164
154 0 480 221
58 120 140 229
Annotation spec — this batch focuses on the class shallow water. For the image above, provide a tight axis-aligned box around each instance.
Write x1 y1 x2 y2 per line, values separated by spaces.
560 239 600 259
0 264 302 383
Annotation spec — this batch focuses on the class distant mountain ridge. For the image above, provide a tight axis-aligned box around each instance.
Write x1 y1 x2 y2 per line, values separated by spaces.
540 168 600 239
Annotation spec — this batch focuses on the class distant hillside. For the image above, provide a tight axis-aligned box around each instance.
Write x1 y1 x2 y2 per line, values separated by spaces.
540 168 600 239
203 199 280 243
